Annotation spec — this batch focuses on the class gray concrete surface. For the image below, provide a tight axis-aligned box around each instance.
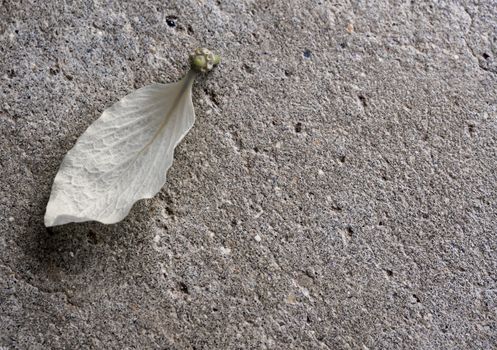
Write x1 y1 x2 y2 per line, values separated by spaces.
1 0 497 349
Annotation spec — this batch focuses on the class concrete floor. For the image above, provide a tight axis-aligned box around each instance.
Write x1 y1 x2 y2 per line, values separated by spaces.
1 0 497 348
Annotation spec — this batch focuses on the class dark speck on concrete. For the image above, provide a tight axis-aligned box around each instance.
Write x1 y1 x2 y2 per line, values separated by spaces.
166 15 178 28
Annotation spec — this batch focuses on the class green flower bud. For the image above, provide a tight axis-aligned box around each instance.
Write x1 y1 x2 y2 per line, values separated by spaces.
190 48 221 73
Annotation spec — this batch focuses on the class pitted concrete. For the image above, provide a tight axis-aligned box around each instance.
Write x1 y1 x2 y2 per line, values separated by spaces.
1 1 497 349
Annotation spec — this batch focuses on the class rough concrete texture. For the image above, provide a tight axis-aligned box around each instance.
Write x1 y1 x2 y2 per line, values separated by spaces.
1 0 497 349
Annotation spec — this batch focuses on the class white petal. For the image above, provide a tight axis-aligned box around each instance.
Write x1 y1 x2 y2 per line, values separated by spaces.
44 71 196 226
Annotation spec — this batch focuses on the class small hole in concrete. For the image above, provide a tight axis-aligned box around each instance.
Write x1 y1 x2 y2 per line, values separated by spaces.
242 63 253 74
482 52 490 60
166 207 175 216
166 16 178 27
49 66 59 75
295 122 302 133
346 226 353 236
358 94 367 107
178 282 189 294
303 49 312 58
339 155 346 163
88 230 98 244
